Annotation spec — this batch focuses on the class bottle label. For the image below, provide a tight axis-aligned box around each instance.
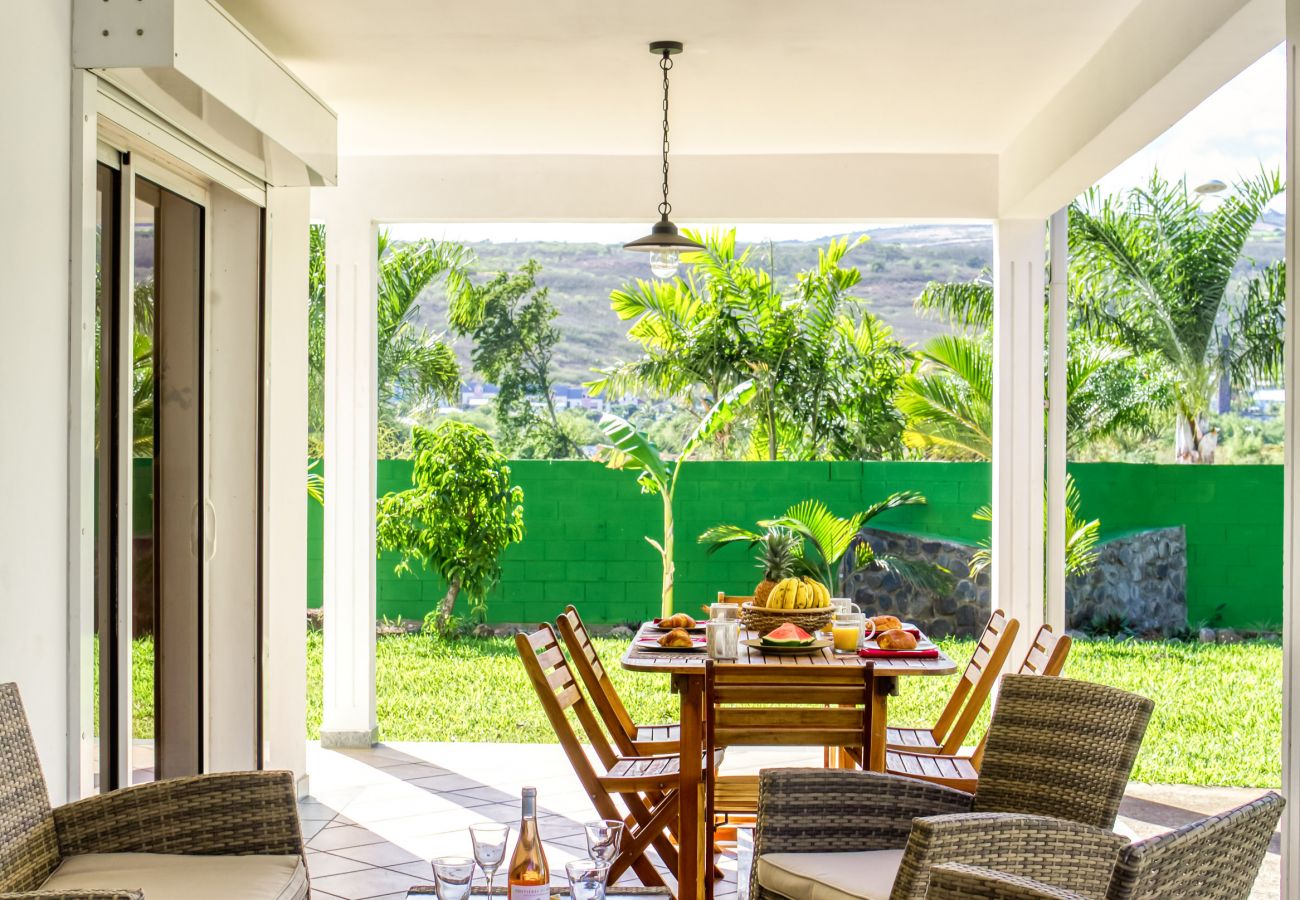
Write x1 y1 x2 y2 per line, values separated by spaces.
509 885 552 900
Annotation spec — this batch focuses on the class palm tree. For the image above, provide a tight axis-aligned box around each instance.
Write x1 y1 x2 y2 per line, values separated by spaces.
597 381 755 617
699 494 951 597
1069 169 1285 463
307 225 473 447
589 230 907 460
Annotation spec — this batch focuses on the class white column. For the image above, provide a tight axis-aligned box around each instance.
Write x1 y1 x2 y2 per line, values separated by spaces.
1281 4 1300 892
1045 208 1069 634
992 219 1046 664
320 211 378 748
262 186 312 787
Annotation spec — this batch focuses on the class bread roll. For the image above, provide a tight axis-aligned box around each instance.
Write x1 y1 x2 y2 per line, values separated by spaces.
661 613 697 629
658 628 694 648
876 628 918 650
869 615 903 632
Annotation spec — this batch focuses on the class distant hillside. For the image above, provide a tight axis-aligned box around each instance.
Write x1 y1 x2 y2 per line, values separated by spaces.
414 225 994 385
411 221 1284 387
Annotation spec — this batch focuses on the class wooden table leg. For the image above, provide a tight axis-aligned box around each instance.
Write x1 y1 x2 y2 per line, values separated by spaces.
868 676 892 772
675 674 706 900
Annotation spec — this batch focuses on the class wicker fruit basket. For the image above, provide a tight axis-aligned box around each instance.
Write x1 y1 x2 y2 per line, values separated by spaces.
740 602 835 635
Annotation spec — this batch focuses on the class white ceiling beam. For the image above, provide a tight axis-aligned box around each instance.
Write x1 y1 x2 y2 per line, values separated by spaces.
312 152 999 224
998 0 1280 218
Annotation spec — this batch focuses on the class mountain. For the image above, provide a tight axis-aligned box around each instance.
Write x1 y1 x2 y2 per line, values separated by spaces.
410 225 992 385
412 221 1283 388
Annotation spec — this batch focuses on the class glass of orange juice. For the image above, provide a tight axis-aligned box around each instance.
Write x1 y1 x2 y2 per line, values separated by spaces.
832 612 867 653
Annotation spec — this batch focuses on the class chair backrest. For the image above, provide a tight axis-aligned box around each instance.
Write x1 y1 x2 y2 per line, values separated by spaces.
704 660 874 755
515 627 621 788
1107 792 1284 900
972 674 1153 830
717 592 754 605
930 609 1020 753
0 683 61 893
555 606 639 755
969 624 1073 769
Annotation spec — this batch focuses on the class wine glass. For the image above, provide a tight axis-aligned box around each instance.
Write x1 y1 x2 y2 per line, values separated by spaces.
583 819 624 865
469 823 510 896
565 858 611 900
432 856 476 900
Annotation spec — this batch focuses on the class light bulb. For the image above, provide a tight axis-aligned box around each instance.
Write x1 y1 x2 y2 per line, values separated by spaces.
649 249 680 279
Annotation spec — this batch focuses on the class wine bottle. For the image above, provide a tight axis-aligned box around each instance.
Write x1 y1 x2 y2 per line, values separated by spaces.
507 787 550 900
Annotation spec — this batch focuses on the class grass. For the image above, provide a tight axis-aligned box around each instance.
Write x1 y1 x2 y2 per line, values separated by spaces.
305 631 1282 789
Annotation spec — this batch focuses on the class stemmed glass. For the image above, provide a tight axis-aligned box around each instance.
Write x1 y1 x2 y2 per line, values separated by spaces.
584 819 624 865
432 856 476 900
469 823 510 896
565 858 611 900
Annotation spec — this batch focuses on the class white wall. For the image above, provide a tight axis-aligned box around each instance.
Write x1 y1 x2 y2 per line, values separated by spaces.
0 2 73 802
263 185 311 788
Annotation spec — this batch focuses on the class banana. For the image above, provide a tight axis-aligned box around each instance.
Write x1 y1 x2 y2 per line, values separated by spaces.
798 582 811 609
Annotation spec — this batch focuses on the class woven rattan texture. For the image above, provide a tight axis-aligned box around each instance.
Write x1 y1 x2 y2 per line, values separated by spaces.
924 863 1091 899
0 685 60 893
971 676 1153 830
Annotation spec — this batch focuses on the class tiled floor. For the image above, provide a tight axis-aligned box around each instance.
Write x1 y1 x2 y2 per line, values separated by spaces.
298 742 1281 900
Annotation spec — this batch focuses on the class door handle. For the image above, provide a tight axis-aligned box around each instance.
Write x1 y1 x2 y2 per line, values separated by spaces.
204 498 217 561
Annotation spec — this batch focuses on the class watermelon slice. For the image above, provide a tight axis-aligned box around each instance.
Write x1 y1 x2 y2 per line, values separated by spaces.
761 622 815 646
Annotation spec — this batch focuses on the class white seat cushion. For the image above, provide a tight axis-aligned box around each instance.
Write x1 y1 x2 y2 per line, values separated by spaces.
41 852 306 900
757 849 904 900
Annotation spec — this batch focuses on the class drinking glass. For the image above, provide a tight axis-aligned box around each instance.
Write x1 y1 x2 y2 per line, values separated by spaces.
432 856 476 900
565 858 611 900
583 818 624 864
833 611 867 653
469 823 510 895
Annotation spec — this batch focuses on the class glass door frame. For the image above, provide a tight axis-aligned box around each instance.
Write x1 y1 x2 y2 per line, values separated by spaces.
93 140 213 791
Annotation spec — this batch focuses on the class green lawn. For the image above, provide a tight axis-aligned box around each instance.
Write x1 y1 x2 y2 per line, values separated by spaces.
305 631 1282 789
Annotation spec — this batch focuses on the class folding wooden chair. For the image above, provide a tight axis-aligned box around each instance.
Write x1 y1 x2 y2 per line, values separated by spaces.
516 625 687 888
886 623 1072 791
702 659 875 900
556 605 680 756
885 608 1019 755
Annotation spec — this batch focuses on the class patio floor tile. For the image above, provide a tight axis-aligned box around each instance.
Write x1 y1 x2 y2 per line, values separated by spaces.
302 741 1280 900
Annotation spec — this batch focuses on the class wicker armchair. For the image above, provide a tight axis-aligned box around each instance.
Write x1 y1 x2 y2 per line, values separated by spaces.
0 683 308 900
750 675 1154 900
924 791 1285 900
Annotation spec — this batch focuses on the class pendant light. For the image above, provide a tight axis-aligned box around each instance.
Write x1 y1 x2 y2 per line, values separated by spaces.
624 40 705 279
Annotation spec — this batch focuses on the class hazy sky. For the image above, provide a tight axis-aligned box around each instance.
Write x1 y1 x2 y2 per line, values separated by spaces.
390 44 1285 246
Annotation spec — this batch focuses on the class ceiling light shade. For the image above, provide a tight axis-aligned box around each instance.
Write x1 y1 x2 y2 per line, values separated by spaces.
624 40 704 279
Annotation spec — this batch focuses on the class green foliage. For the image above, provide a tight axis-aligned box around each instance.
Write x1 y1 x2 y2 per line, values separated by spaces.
969 474 1100 579
699 492 947 596
307 225 470 451
597 380 756 616
590 230 908 460
1069 169 1285 462
376 422 524 630
449 260 583 458
902 278 1170 459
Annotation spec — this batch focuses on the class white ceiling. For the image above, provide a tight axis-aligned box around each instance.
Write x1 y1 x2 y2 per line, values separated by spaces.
219 0 1149 157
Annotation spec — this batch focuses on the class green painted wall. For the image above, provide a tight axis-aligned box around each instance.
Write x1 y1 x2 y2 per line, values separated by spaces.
304 461 1283 629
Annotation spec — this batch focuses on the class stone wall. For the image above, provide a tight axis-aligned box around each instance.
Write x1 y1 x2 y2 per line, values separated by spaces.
841 525 1188 637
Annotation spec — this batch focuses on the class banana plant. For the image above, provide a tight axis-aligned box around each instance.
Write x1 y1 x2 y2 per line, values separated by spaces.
598 380 755 617
699 492 951 597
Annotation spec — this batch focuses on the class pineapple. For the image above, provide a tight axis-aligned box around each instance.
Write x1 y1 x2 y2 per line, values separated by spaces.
753 528 798 607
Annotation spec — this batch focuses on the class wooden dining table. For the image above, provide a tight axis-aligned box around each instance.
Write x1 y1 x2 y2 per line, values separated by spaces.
620 623 956 900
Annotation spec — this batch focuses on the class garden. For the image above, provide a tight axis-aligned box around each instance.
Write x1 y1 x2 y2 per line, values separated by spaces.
278 169 1281 793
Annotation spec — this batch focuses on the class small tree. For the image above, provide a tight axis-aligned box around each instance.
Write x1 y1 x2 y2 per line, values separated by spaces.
449 260 581 458
598 381 755 617
376 422 524 632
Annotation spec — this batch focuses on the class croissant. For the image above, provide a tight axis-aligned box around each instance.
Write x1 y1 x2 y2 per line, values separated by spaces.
869 615 903 633
658 628 694 648
877 628 918 650
660 613 697 629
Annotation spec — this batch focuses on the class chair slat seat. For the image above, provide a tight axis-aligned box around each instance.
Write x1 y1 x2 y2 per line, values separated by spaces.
886 749 979 791
886 726 941 753
885 609 1018 756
